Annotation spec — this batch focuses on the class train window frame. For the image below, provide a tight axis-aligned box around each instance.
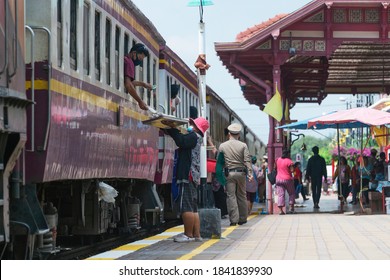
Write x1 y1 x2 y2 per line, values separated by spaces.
57 0 63 68
137 50 145 102
105 18 111 86
152 58 157 109
83 2 90 76
94 10 101 81
122 33 130 95
180 87 184 118
146 54 151 106
70 0 78 70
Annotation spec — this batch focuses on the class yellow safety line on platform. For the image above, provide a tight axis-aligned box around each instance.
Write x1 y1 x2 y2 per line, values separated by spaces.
177 214 257 260
114 244 148 251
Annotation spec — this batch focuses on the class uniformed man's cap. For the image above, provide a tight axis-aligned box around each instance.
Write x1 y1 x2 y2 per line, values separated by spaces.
227 123 242 134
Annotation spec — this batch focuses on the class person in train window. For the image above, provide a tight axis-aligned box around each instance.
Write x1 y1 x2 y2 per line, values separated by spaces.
165 117 209 242
170 84 181 113
124 43 153 110
189 106 198 119
217 123 253 226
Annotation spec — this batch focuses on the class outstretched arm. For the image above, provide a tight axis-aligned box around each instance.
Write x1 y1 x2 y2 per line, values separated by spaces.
124 76 148 110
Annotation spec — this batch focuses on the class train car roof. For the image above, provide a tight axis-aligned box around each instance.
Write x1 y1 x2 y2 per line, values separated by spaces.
122 0 166 46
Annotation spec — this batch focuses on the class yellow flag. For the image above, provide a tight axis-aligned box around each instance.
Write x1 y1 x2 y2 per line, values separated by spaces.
263 87 283 122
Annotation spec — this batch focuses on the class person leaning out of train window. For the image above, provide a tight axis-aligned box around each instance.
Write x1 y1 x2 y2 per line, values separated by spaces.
124 43 153 110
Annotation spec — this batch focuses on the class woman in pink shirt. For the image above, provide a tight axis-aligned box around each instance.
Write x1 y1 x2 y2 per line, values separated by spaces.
275 149 296 214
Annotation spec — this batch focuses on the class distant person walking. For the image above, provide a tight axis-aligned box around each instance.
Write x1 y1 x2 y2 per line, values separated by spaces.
293 161 309 202
305 146 327 209
207 134 228 219
258 156 268 203
332 156 351 202
218 123 253 226
275 149 295 214
246 156 262 214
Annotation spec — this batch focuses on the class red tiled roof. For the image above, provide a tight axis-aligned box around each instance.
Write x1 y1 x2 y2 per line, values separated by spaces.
235 13 288 42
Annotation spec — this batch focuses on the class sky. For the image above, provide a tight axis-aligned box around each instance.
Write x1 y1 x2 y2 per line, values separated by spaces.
131 0 356 143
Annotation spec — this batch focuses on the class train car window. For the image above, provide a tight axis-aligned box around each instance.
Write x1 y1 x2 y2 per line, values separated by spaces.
115 26 120 89
124 33 129 56
183 89 187 117
146 55 151 106
138 50 145 102
83 2 90 75
152 58 157 109
105 18 111 85
131 40 145 100
57 0 63 67
70 0 78 70
166 76 170 114
94 11 101 80
179 86 187 118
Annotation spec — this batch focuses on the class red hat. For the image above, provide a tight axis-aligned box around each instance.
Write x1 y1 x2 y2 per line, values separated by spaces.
189 117 209 137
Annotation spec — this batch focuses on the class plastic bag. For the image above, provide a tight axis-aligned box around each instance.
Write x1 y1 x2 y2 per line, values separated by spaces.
267 169 277 185
98 182 118 204
331 178 337 192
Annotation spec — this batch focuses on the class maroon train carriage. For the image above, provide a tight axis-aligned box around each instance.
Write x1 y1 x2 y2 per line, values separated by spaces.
0 0 44 260
0 0 266 259
3 0 167 259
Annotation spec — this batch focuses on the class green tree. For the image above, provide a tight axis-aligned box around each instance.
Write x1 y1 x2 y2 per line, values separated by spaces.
290 135 332 168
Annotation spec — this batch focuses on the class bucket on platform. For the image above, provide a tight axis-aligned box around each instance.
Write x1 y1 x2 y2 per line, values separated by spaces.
386 198 390 215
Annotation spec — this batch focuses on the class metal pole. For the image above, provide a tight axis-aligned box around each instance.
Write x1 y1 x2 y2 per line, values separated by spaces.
198 21 207 188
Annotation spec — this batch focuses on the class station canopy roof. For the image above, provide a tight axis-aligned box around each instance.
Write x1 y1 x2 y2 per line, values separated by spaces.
215 0 390 109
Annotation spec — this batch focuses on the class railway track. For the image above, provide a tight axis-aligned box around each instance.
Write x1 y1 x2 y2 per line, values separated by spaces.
44 220 180 260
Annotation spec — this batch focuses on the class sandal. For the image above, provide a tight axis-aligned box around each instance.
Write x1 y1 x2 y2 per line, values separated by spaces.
279 212 285 215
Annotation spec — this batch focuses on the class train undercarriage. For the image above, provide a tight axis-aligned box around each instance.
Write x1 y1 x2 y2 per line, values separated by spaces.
1 177 173 260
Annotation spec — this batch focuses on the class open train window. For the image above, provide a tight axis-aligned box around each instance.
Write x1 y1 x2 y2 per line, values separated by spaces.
83 2 90 75
105 18 111 85
115 26 120 89
57 0 63 67
137 46 145 101
70 0 77 70
181 88 185 118
124 33 129 55
166 76 170 114
94 11 101 80
152 58 157 109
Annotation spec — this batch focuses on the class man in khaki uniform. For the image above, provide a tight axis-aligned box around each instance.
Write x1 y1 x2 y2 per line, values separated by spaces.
218 123 253 226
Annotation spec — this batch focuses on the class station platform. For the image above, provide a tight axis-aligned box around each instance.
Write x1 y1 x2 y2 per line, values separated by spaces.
87 193 390 260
